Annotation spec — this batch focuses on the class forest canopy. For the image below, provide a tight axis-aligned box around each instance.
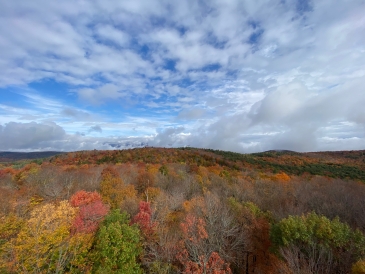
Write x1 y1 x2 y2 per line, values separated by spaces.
1 147 365 273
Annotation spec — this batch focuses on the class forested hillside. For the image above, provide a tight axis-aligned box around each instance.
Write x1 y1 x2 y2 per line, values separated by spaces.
0 151 64 162
1 148 365 273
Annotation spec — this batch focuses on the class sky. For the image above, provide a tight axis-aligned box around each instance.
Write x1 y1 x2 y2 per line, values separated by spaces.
0 0 365 153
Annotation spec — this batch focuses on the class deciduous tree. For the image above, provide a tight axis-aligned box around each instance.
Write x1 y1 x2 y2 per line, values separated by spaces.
92 209 142 273
12 201 76 273
271 212 365 273
70 190 109 234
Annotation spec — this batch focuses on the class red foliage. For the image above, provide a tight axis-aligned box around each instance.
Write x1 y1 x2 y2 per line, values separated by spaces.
180 214 208 244
131 201 156 238
70 190 109 234
178 250 232 274
177 214 232 273
70 190 102 207
72 200 109 233
206 252 232 274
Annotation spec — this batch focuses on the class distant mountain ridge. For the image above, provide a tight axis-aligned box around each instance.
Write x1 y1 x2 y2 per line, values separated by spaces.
0 151 64 162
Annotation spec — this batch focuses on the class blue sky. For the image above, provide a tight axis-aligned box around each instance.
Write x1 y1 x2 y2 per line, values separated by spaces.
0 0 364 152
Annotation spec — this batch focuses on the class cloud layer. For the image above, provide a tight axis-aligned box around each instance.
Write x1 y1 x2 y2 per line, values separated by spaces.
0 0 364 152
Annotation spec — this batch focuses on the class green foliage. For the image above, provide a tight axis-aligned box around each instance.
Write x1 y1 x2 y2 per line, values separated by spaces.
45 148 365 182
2 147 365 273
227 198 272 221
271 212 354 248
271 212 365 271
92 210 142 274
242 201 272 220
207 148 365 181
149 261 177 274
159 165 169 176
31 158 44 165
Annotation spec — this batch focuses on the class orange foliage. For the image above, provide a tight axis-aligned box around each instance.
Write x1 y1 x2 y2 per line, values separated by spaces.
207 165 223 176
136 170 155 193
0 167 16 177
70 190 103 207
178 250 232 274
180 214 208 244
183 196 205 214
100 166 137 208
272 172 290 182
248 217 282 273
178 214 232 273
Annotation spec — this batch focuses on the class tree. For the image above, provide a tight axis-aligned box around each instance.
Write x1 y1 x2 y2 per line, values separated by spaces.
70 191 109 234
70 190 102 207
131 201 159 269
25 166 64 199
353 259 365 274
100 166 137 209
0 214 24 272
178 213 232 273
92 209 142 273
159 165 169 176
11 201 77 273
131 201 156 239
178 250 232 274
136 170 155 194
72 200 109 234
271 212 365 273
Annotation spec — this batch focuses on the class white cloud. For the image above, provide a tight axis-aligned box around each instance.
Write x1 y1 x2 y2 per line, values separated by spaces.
0 0 364 152
95 24 130 47
0 122 66 150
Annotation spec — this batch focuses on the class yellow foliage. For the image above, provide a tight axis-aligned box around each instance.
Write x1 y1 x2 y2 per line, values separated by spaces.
12 201 77 273
143 187 161 202
183 196 205 214
195 174 203 184
100 173 137 209
166 211 184 225
207 165 223 176
67 233 94 273
353 259 365 274
29 196 44 208
0 214 24 240
258 172 271 180
147 164 160 175
197 166 208 177
0 214 25 272
26 163 40 175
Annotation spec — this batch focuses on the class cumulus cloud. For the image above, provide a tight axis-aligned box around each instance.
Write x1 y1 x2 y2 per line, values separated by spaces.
0 122 66 150
0 0 364 152
0 121 150 151
151 127 187 147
